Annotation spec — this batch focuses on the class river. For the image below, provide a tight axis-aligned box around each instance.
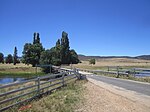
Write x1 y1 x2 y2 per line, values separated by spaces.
0 77 25 84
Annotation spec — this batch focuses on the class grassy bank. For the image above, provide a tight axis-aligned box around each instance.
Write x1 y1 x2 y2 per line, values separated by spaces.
0 63 45 77
5 80 86 112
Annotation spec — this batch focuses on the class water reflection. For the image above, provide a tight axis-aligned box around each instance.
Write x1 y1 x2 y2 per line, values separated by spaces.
0 77 24 84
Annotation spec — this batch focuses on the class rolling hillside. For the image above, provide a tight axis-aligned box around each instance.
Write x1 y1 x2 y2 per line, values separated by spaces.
78 54 150 61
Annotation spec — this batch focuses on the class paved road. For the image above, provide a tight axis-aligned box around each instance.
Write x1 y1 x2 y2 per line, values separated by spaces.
87 75 150 96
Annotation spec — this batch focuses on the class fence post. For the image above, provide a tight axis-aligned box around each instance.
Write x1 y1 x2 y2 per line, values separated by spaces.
37 77 40 96
36 65 38 74
50 65 51 74
62 73 65 86
108 66 109 71
116 66 119 78
133 68 135 77
77 69 81 80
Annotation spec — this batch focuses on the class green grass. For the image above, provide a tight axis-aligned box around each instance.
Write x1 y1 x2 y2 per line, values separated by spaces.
0 63 45 78
3 80 86 112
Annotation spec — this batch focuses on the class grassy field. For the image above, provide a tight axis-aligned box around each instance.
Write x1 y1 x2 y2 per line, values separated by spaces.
72 58 150 70
71 58 150 83
0 63 37 73
0 63 44 77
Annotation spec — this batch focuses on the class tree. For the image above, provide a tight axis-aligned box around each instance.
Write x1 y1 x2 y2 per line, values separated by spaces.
60 31 70 64
33 32 40 44
22 33 44 67
70 49 80 64
22 43 44 67
56 39 60 47
22 43 32 65
6 54 13 64
40 49 53 73
40 47 61 66
36 33 40 44
13 47 18 65
50 47 61 66
53 39 61 65
0 52 4 63
39 39 62 73
22 31 79 67
55 39 61 58
33 32 36 44
40 49 52 65
89 58 96 65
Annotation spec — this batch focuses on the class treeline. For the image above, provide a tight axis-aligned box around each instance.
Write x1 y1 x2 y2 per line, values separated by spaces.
0 47 19 65
22 31 79 67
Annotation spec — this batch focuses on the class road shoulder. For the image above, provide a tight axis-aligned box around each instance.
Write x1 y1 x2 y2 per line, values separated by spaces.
78 80 150 112
78 71 150 112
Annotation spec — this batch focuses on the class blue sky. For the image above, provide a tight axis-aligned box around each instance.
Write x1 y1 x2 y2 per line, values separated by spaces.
0 0 150 56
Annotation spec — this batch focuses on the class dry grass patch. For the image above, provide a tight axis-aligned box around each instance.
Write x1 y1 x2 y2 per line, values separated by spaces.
0 63 41 73
73 58 150 70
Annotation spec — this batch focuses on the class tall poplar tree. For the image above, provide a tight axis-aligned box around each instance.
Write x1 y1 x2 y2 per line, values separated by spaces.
33 32 36 44
13 46 18 65
60 31 70 64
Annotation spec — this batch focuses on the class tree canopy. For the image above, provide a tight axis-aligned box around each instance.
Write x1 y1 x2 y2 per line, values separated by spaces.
6 54 13 64
22 31 79 68
22 33 44 67
70 49 79 64
0 52 4 63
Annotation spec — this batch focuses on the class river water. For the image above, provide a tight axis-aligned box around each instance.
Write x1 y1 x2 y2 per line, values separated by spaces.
0 77 25 84
135 73 150 77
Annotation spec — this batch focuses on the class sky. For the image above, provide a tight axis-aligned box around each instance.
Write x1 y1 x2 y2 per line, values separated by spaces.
0 0 150 56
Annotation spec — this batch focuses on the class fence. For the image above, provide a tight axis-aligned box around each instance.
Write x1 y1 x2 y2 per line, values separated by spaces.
77 66 150 78
77 67 129 78
0 68 81 111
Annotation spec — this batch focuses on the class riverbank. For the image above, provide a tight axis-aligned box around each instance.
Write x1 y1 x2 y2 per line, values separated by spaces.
0 63 35 72
0 63 46 84
0 63 44 77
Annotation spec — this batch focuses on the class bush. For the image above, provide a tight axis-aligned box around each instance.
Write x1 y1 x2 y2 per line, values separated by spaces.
89 58 96 65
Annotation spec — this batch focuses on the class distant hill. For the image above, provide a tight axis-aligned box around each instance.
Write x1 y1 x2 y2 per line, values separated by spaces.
78 54 150 61
136 55 150 60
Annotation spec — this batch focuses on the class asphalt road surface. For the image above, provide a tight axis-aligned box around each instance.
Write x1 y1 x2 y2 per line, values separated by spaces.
87 75 150 96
